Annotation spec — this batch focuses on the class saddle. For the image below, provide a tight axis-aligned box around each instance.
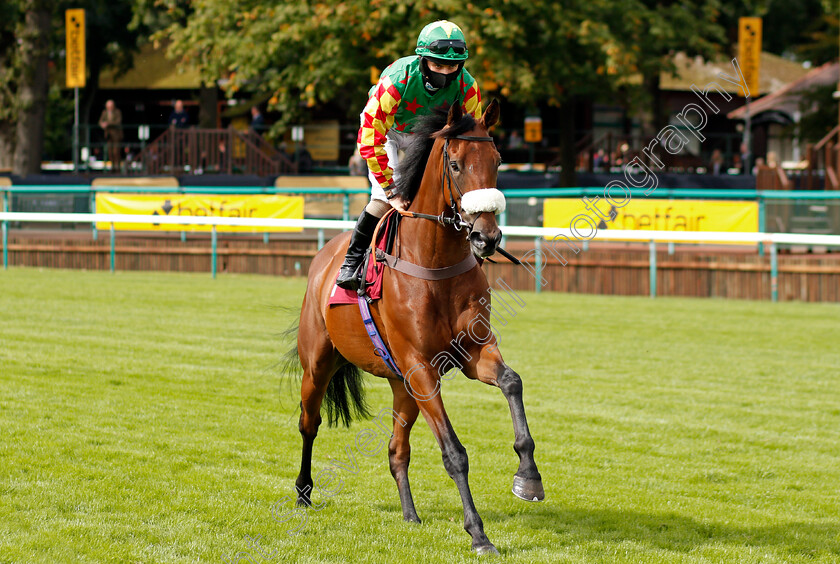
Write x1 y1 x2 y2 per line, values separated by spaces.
328 211 401 306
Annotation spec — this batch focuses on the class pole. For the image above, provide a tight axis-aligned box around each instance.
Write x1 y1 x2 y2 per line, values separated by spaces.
109 222 115 273
73 87 79 173
743 97 751 175
649 240 657 298
758 195 765 256
2 190 8 270
90 192 97 241
342 192 350 223
317 228 325 250
534 236 542 294
770 241 778 302
211 225 217 279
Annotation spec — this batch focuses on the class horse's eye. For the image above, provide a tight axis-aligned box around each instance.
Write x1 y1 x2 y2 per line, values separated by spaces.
450 161 459 172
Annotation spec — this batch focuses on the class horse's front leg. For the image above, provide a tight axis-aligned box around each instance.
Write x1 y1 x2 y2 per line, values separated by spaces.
401 356 497 554
464 344 545 502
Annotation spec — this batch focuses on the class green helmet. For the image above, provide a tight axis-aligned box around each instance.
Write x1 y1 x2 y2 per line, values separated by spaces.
415 20 469 62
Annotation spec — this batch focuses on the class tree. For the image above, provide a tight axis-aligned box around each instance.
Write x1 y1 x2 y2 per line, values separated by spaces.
0 0 145 175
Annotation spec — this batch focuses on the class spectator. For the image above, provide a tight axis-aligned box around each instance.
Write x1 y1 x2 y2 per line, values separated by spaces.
593 148 607 171
295 143 313 173
739 142 750 175
709 149 724 175
168 100 189 129
98 100 123 172
752 156 766 176
250 106 266 134
507 130 524 150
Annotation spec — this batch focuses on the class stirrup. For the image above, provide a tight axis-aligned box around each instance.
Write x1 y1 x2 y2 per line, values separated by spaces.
336 262 363 290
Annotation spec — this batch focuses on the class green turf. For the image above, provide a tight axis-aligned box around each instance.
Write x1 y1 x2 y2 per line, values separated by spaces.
1 267 839 563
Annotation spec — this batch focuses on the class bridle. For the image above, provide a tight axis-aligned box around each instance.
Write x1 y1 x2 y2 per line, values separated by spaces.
399 134 495 233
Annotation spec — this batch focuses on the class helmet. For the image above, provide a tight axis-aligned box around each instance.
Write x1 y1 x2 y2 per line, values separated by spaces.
415 20 469 63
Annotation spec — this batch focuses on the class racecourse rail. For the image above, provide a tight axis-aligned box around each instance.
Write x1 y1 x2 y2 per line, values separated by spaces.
3 211 840 302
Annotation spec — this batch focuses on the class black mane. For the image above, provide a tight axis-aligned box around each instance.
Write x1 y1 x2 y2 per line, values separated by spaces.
392 111 477 201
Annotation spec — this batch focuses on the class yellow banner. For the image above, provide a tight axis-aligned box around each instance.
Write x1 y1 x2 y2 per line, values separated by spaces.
65 9 86 88
95 194 304 232
544 198 758 240
738 17 762 97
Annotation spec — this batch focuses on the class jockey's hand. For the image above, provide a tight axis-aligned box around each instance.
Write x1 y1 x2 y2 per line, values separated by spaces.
390 196 410 212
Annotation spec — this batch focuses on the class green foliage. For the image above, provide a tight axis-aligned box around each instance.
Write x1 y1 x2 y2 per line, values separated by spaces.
797 83 838 143
153 0 734 131
43 83 73 160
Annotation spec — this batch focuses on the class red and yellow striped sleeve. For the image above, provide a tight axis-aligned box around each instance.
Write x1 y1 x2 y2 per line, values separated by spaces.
463 76 482 120
357 75 403 190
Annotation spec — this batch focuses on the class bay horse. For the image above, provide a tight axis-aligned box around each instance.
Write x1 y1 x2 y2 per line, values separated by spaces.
290 100 544 554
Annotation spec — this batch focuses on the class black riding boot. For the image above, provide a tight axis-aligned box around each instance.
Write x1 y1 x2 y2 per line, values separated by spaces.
336 210 380 290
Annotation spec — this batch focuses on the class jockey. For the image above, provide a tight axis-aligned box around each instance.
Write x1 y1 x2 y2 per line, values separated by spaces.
335 20 482 290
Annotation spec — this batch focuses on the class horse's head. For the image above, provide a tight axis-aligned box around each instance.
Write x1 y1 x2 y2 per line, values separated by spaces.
439 100 504 258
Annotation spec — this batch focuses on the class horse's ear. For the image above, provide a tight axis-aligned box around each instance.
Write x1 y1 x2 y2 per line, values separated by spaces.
480 99 500 130
447 102 463 126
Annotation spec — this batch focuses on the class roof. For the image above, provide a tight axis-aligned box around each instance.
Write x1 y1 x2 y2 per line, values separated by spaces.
727 61 839 120
99 42 203 90
661 51 809 95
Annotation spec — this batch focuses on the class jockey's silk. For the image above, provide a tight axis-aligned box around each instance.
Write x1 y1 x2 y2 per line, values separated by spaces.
357 55 482 190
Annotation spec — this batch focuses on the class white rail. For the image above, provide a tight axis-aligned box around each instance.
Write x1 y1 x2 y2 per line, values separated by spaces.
3 212 840 301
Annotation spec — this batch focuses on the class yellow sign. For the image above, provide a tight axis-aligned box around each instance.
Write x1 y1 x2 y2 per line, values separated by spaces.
738 17 762 97
95 194 304 232
524 117 542 143
65 9 86 88
544 198 758 239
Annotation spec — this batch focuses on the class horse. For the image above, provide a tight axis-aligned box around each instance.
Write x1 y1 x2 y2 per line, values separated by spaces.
288 100 544 554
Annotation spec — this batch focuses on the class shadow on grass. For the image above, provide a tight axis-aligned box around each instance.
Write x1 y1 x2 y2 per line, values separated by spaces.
479 503 840 559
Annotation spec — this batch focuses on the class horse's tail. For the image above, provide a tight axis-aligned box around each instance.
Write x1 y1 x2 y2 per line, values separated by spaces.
279 319 302 378
279 318 370 429
324 363 371 428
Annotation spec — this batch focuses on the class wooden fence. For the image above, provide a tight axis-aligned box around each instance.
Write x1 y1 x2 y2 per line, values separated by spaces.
4 233 839 302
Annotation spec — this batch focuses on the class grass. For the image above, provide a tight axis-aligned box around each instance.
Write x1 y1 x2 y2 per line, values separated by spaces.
1 267 839 563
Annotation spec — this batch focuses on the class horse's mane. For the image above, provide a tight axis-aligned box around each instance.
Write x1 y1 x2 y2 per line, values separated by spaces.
392 110 478 201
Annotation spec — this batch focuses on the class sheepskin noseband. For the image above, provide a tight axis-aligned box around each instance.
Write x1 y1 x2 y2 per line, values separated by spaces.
460 188 506 215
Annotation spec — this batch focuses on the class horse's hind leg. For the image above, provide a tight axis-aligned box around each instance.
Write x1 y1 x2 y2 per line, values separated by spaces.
467 345 545 502
294 307 337 507
387 379 421 523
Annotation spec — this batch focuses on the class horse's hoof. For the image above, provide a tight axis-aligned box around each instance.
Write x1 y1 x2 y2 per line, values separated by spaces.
474 544 499 555
404 515 421 524
512 475 545 502
295 497 310 508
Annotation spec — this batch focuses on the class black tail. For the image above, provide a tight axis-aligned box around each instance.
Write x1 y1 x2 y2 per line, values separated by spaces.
279 319 370 428
324 363 371 428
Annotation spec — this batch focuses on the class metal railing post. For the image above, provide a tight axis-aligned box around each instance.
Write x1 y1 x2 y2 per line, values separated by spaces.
342 192 350 222
770 241 778 302
110 222 116 273
317 228 325 250
649 240 657 298
211 226 218 279
758 194 765 256
90 192 98 241
535 236 542 294
2 190 8 270
499 208 507 246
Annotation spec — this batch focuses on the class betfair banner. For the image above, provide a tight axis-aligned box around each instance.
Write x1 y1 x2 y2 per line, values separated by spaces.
544 198 758 237
95 194 304 232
